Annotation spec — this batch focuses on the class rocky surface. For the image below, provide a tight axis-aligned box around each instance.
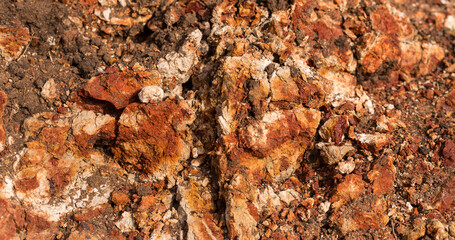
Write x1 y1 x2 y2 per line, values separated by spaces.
0 0 455 239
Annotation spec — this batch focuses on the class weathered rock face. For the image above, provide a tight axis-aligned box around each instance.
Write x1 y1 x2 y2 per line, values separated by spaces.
112 99 195 180
1 108 118 239
0 0 453 238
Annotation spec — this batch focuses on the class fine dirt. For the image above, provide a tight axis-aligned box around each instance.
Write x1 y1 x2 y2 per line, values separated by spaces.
0 0 455 239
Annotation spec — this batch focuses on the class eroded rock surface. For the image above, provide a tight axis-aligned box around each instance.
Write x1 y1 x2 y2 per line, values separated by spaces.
0 0 454 239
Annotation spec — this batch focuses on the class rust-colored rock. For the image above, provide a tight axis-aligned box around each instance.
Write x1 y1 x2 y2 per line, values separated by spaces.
317 143 355 165
434 177 455 214
82 66 161 109
0 0 453 238
442 140 455 166
331 174 366 209
71 109 116 150
177 178 224 240
396 217 426 240
0 25 31 63
332 195 389 234
367 156 396 195
112 99 195 178
356 133 392 154
319 115 349 144
418 42 445 76
358 33 401 74
0 197 25 240
111 191 130 211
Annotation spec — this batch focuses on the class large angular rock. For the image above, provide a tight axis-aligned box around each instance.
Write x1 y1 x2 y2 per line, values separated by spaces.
112 99 195 179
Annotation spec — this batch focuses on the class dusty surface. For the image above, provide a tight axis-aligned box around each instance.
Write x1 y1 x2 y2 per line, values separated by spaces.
0 0 455 239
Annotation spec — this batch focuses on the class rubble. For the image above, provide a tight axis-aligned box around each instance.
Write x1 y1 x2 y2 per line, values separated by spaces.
0 0 453 238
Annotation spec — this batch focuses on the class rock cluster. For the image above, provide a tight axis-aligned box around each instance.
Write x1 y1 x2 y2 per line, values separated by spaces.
0 0 454 239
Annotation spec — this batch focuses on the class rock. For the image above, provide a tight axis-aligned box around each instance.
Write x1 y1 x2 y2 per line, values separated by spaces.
115 212 134 233
319 71 356 105
94 4 151 27
0 25 31 64
0 197 25 239
331 174 366 209
448 221 455 238
319 115 349 144
255 186 282 214
442 140 455 166
1 0 452 238
157 30 202 85
41 79 58 101
138 85 164 103
71 109 116 150
3 110 117 238
133 183 177 238
426 219 449 240
316 143 355 165
111 191 130 211
367 156 396 195
399 41 422 74
225 174 260 240
445 15 455 31
434 177 455 214
356 133 391 154
278 189 301 206
269 67 300 102
370 5 415 40
418 42 445 76
112 99 195 179
0 91 6 152
375 114 405 133
396 217 426 240
235 107 321 182
67 229 103 240
358 33 401 74
177 178 224 240
319 201 331 213
98 0 117 7
83 66 161 109
336 160 355 174
331 196 389 234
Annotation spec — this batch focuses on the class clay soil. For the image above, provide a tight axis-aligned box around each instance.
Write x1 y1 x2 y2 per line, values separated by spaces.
0 0 455 239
